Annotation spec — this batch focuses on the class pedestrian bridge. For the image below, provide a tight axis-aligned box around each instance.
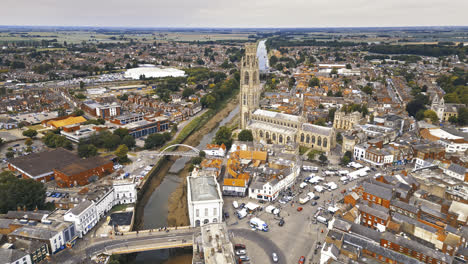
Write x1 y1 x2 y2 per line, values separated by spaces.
152 144 201 157
86 226 200 257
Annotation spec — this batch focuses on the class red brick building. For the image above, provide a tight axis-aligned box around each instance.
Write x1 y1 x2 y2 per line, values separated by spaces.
54 157 113 187
8 148 113 187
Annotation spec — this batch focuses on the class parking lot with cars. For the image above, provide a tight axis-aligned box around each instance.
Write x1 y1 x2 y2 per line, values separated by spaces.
223 161 379 264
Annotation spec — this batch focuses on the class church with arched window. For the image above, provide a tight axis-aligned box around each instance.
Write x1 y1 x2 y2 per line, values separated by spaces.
240 43 336 153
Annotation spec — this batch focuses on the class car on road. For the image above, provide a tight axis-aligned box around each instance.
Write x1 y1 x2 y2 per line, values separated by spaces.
233 201 239 209
272 252 279 263
278 219 285 226
234 244 246 250
279 199 287 204
235 249 246 256
298 256 305 264
239 255 250 261
313 196 320 200
311 201 318 206
297 207 303 212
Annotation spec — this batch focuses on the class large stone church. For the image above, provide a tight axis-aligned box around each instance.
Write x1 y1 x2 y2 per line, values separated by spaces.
240 43 336 153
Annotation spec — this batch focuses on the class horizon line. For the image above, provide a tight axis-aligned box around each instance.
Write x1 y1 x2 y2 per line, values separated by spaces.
1 25 468 30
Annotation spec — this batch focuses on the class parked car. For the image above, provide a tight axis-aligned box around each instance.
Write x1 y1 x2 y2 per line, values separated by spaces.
240 203 246 208
311 201 318 206
272 252 279 263
298 256 305 264
297 207 303 212
313 196 320 200
224 212 229 219
235 249 246 256
278 219 285 226
239 255 250 261
234 244 246 250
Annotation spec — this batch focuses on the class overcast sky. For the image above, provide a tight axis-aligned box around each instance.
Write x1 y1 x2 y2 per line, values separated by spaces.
1 0 467 27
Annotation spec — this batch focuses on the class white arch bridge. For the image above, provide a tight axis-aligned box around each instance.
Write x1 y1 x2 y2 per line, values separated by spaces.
153 144 201 157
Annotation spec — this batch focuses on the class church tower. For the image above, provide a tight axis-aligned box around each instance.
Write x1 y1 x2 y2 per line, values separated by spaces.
240 43 260 129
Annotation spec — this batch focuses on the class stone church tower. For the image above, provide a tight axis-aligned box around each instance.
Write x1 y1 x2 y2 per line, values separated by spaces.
240 43 261 129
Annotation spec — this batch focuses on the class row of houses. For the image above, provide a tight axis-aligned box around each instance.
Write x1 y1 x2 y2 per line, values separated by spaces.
0 178 137 263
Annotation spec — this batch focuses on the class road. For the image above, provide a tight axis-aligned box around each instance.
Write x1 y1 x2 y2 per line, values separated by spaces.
52 228 197 263
230 228 286 264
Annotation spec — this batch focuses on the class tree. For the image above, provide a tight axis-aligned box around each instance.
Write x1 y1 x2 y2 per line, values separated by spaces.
406 96 428 117
319 153 328 164
336 132 343 144
57 108 67 117
423 110 439 123
341 151 352 165
144 133 167 149
122 135 136 149
457 107 468 126
75 93 86 100
214 126 233 150
113 128 129 139
103 134 121 150
78 144 98 158
307 151 316 161
6 151 14 159
448 116 458 124
22 129 38 138
191 156 203 165
0 171 47 213
72 109 84 116
182 88 195 98
238 130 253 142
115 144 129 163
309 77 320 87
79 81 85 90
346 63 352 69
25 138 33 146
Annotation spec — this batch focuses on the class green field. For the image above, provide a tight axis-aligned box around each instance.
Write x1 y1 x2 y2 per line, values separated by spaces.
0 30 251 44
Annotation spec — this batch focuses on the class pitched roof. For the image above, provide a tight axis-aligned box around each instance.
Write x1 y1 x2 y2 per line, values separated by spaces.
362 182 393 200
0 248 28 263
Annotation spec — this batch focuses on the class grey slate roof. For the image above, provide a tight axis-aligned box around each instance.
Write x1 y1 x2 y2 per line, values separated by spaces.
362 182 393 200
69 200 93 216
390 200 419 214
357 203 389 220
0 248 28 263
447 163 467 175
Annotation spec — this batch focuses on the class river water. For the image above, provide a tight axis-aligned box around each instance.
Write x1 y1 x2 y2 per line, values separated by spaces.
135 106 239 263
257 40 269 72
135 39 267 263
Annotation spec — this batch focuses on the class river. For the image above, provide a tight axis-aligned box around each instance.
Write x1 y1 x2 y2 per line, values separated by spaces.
134 106 239 263
134 39 267 263
257 40 269 72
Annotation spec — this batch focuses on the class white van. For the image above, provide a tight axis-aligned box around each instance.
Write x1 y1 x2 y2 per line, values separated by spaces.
299 182 308 189
316 216 328 225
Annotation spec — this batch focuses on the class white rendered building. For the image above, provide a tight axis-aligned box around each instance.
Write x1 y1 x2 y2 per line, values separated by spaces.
187 173 223 227
63 200 98 238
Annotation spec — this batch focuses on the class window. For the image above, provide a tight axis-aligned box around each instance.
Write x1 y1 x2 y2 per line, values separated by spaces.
205 208 208 216
213 208 217 216
244 71 249 85
196 209 199 217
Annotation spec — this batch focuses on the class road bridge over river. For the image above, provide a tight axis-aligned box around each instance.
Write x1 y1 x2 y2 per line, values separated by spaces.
86 226 200 257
